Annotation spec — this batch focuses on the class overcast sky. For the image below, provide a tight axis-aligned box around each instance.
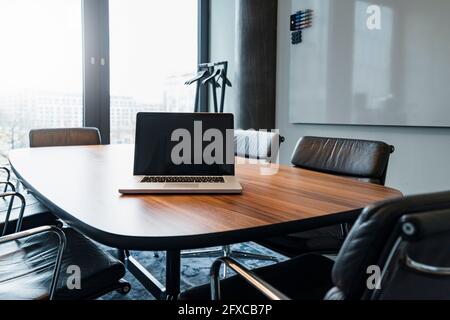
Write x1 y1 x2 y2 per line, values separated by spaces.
0 0 197 104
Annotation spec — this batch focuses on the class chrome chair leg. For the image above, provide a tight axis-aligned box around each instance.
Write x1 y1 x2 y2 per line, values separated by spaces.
181 244 279 279
231 251 279 262
182 245 278 262
182 247 225 258
222 245 231 278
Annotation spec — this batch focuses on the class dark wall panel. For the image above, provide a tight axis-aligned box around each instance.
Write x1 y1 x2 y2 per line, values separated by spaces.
235 0 278 130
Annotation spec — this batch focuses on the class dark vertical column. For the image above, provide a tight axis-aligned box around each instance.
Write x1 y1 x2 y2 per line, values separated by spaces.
82 0 110 144
198 0 210 113
235 0 278 130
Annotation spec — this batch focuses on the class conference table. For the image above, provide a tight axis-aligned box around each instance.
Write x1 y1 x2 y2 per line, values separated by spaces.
9 145 402 300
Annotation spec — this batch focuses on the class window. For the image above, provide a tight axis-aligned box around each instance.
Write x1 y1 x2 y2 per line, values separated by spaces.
109 0 199 144
0 0 83 154
0 0 206 152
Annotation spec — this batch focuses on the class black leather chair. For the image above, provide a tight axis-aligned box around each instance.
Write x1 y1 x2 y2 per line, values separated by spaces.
0 191 130 300
0 128 103 236
258 136 395 257
181 191 450 300
234 129 284 163
29 127 101 148
1 168 56 235
181 129 284 264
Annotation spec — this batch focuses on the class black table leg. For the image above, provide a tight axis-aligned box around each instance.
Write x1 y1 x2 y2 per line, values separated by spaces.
117 249 126 263
166 250 181 300
125 250 182 300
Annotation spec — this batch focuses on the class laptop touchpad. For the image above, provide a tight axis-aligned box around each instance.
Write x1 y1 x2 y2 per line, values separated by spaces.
164 184 200 189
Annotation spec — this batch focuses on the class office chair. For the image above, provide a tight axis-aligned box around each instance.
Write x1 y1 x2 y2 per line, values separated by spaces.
182 130 285 264
181 191 450 300
1 168 56 235
29 127 101 148
0 190 130 300
258 136 395 258
1 128 103 237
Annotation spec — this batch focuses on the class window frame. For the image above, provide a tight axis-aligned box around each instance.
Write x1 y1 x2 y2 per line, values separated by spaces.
82 0 210 144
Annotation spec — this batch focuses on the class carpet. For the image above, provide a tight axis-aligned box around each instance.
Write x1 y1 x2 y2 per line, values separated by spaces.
102 243 287 300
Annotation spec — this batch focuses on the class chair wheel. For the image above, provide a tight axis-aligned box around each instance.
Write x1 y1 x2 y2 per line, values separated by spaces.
117 284 131 295
55 220 64 228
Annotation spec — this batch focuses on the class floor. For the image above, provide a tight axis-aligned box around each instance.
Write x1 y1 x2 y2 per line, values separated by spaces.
102 243 287 300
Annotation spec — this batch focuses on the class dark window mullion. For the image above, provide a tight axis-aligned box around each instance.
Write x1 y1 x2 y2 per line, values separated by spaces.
82 0 110 144
198 0 210 113
83 0 208 142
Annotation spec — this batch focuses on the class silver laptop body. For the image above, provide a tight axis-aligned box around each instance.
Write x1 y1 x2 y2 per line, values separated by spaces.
119 113 242 194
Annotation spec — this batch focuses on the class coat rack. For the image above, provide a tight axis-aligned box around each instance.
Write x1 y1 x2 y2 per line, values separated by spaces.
185 61 232 113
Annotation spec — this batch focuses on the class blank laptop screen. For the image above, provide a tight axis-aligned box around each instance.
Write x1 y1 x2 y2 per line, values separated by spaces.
134 113 235 176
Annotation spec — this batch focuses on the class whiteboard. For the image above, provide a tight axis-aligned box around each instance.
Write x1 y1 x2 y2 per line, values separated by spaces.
289 0 450 127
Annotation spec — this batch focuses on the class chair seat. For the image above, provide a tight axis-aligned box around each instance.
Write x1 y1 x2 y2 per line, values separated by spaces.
179 254 334 300
0 228 125 300
258 229 345 258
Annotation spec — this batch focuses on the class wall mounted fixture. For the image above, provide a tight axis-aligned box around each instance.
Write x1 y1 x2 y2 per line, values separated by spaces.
290 9 313 45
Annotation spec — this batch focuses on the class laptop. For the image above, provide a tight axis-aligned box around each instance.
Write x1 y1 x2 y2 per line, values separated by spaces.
119 112 243 194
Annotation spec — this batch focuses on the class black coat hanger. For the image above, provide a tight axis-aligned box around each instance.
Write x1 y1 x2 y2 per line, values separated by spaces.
185 70 209 86
202 69 222 113
220 69 232 87
202 69 221 87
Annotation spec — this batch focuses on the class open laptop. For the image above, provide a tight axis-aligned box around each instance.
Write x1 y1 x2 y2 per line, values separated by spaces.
119 112 242 194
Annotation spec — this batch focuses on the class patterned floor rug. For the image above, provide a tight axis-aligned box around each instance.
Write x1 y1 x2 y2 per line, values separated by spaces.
102 243 287 300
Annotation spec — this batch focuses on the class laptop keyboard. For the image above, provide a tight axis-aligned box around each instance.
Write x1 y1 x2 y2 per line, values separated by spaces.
141 176 226 184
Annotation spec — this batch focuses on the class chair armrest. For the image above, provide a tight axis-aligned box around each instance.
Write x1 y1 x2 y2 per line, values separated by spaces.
0 167 11 192
210 257 290 300
0 181 15 193
0 167 10 178
401 209 450 241
0 226 67 300
0 192 26 236
400 209 450 277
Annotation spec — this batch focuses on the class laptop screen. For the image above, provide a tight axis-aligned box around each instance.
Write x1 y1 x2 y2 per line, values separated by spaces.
134 113 235 176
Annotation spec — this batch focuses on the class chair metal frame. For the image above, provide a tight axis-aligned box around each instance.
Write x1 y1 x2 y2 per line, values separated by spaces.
1 191 26 236
0 189 67 300
0 225 67 300
181 132 285 267
0 167 11 193
210 256 290 300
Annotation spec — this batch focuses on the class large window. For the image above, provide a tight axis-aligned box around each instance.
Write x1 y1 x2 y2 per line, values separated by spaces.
109 0 199 144
0 0 83 154
0 0 205 152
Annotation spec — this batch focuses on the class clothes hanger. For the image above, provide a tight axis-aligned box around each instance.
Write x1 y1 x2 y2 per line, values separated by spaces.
201 69 221 87
185 69 211 112
220 69 232 87
185 69 209 86
202 69 222 113
219 69 232 113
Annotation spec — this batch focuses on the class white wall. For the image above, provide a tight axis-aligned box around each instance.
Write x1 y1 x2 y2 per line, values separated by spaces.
210 0 450 195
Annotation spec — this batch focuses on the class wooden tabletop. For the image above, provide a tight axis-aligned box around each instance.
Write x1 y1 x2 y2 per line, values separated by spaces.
8 145 402 250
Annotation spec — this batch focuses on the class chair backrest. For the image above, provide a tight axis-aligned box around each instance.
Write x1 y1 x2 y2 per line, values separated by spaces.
291 136 394 185
234 129 283 162
29 128 101 148
325 191 450 300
